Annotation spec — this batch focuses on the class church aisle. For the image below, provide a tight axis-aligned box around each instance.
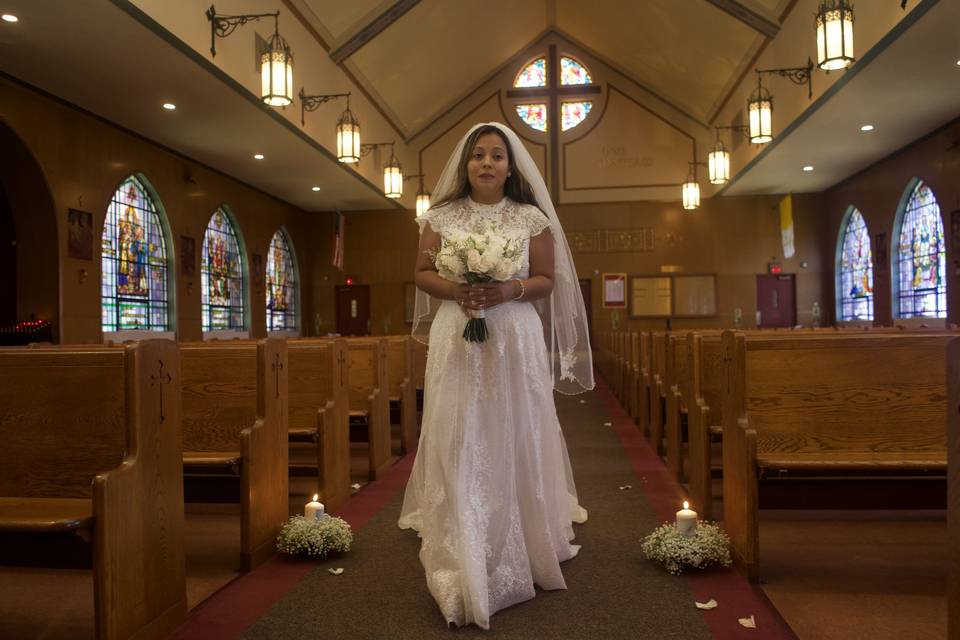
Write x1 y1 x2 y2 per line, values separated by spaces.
173 376 792 639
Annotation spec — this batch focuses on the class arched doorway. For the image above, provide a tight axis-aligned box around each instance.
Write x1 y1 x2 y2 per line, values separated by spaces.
0 120 59 340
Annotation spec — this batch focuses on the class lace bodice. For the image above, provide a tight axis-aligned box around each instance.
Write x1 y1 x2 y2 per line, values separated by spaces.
418 196 551 239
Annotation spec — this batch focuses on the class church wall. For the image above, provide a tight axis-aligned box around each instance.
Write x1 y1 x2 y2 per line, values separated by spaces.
333 191 828 337
821 118 960 326
0 75 314 343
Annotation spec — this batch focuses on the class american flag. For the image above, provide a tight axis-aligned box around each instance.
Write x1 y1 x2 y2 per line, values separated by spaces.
332 211 344 270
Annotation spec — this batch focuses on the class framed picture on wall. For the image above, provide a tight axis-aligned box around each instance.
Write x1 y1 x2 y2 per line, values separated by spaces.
629 276 671 317
602 273 627 308
67 208 93 260
180 235 195 276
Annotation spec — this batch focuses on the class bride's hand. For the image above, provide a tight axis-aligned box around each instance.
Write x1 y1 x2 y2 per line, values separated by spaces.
469 282 517 310
453 283 484 317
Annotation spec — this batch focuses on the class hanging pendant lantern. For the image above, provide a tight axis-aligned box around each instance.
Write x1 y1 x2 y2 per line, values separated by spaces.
336 101 361 164
708 139 730 185
747 80 773 144
260 26 293 106
681 164 700 211
416 192 431 217
384 147 403 199
816 0 854 71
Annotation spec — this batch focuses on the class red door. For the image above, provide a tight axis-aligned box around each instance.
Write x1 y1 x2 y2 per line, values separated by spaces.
335 285 370 336
756 274 796 328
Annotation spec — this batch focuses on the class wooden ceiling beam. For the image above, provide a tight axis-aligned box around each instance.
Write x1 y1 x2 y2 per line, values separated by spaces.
330 0 421 64
704 0 780 39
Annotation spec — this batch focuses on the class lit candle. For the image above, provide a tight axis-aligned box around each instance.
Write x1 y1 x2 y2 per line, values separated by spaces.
305 494 325 521
676 500 697 537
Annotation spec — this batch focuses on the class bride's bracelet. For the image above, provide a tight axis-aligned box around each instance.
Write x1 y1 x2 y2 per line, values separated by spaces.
513 278 525 301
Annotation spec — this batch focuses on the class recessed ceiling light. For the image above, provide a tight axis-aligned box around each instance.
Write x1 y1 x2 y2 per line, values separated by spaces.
311 186 321 192
162 103 176 110
253 153 264 160
803 165 814 172
860 124 874 132
1 14 18 22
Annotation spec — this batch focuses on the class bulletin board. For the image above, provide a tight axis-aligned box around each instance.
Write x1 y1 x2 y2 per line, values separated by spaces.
630 276 672 317
672 275 717 317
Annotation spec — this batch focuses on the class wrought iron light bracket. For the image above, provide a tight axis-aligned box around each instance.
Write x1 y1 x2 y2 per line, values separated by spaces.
715 124 751 141
756 57 815 100
359 142 393 158
299 90 350 126
205 4 280 58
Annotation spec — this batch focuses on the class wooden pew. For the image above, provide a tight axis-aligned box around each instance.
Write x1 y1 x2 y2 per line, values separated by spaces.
636 332 652 435
628 332 640 420
412 338 427 415
949 338 960 640
722 331 950 581
686 332 725 520
648 332 668 455
0 340 186 640
386 335 418 454
345 337 392 480
180 339 288 571
287 338 350 512
664 332 691 481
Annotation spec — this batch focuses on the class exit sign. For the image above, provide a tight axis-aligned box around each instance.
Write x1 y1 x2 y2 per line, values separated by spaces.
768 262 782 274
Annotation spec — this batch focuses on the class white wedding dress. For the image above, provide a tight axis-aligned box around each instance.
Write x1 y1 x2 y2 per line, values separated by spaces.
399 196 587 630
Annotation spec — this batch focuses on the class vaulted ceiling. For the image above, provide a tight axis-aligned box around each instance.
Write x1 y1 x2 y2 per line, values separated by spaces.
296 0 791 137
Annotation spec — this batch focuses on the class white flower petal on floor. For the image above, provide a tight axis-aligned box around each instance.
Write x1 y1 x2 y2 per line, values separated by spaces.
328 568 344 576
618 485 632 491
603 422 612 427
695 599 718 610
738 615 757 628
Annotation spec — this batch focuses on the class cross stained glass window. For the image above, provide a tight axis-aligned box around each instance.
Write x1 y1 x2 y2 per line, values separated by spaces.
560 56 592 85
202 208 246 331
837 208 873 321
101 176 170 332
561 101 593 131
516 103 548 132
266 228 297 331
895 181 946 318
514 57 547 88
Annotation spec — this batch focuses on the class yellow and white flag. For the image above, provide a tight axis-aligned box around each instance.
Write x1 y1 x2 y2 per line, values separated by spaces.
779 194 795 259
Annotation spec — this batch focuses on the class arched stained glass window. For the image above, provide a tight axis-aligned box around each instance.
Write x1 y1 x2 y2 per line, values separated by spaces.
101 176 171 332
894 181 946 318
561 101 593 131
202 208 246 331
514 57 547 88
836 207 873 321
266 228 297 331
560 56 591 85
516 103 547 132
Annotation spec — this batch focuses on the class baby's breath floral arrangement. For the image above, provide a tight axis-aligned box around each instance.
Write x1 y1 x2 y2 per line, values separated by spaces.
276 515 353 559
428 221 525 343
641 522 732 575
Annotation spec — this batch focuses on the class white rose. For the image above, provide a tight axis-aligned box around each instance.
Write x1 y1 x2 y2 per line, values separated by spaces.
442 254 466 276
478 250 498 273
493 258 516 281
466 249 482 272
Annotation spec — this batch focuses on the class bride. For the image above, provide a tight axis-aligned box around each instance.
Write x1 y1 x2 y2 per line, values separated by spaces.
398 122 594 629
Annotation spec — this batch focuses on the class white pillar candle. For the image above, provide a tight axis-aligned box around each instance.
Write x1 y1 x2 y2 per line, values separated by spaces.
676 501 697 537
305 494 325 521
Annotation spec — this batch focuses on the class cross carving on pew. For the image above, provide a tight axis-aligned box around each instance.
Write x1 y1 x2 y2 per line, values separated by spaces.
272 353 284 399
150 359 173 424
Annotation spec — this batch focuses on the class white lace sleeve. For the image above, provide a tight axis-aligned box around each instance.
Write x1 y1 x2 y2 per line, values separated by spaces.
518 203 552 237
416 203 453 234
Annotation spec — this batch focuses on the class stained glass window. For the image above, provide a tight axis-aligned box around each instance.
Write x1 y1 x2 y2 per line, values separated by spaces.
514 57 547 88
895 181 946 318
266 228 297 331
516 103 548 132
561 101 593 131
101 176 170 332
560 56 591 85
202 208 246 331
837 208 873 321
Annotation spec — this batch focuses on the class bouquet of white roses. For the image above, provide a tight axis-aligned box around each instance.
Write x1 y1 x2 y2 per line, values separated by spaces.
430 222 525 343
